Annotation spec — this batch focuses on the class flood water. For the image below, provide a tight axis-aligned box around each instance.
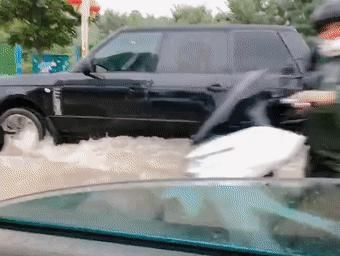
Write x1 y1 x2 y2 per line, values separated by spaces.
0 129 339 246
0 129 191 200
0 127 311 200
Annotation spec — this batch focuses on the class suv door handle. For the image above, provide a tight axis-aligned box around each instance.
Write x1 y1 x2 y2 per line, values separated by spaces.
128 85 142 93
128 82 150 93
281 75 303 79
129 80 153 90
207 84 227 92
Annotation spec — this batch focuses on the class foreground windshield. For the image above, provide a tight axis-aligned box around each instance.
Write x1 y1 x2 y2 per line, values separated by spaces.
0 179 339 256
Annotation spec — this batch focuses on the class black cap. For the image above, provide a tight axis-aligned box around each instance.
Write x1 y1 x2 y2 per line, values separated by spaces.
311 0 340 32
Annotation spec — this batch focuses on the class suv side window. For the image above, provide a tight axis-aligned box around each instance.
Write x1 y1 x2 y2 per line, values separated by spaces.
93 32 163 73
157 31 231 74
233 31 297 74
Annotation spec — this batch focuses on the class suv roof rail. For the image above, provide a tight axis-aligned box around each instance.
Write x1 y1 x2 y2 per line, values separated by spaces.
121 24 297 32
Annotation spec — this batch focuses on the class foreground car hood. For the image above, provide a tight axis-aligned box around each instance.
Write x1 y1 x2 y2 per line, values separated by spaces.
0 72 88 87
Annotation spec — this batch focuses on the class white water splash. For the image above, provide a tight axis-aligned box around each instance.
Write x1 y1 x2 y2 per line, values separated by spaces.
0 128 191 200
0 127 309 200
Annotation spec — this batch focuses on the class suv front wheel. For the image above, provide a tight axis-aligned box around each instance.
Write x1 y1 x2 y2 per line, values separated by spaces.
0 108 45 149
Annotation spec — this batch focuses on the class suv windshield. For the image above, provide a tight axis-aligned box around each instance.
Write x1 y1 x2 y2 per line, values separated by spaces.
0 179 339 256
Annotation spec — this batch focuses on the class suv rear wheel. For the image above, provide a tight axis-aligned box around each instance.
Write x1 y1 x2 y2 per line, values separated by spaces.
0 108 45 148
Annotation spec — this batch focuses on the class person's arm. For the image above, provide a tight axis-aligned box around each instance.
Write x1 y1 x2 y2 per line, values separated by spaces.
289 90 337 108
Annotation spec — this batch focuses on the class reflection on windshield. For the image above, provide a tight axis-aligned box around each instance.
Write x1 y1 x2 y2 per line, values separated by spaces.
0 179 339 256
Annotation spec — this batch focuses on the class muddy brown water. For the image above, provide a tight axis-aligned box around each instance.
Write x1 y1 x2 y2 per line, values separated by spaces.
0 129 191 200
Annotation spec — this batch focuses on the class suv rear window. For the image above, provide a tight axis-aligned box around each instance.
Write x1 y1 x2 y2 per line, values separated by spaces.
233 31 297 74
157 31 231 74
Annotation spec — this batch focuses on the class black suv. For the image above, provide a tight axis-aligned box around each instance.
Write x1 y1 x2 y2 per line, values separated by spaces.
0 25 310 143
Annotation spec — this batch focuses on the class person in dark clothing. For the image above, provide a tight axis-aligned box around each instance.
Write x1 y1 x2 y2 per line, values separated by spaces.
289 0 340 177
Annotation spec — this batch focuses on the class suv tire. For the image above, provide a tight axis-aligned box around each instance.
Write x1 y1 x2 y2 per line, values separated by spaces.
0 108 45 141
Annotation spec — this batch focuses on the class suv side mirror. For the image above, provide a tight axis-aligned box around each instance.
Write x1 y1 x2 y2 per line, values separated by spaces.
79 58 93 75
78 58 103 80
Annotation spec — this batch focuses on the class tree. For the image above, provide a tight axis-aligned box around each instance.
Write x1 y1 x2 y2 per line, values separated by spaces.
0 0 80 52
128 10 145 26
225 0 322 37
277 0 322 37
96 10 172 40
214 10 231 23
96 10 128 38
96 6 214 41
171 5 214 24
0 27 9 44
227 0 286 25
172 5 214 24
